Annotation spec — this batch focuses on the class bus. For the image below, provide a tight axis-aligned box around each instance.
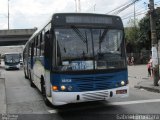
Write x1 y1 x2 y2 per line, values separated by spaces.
23 13 128 106
4 53 21 70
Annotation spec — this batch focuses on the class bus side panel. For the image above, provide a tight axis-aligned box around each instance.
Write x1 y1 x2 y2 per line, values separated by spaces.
33 56 45 91
45 70 51 97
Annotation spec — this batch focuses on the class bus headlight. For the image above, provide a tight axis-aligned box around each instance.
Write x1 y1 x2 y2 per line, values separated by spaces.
61 85 66 91
121 81 125 86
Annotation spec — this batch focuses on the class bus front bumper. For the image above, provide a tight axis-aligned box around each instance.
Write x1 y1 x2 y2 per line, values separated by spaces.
51 86 129 106
5 64 20 69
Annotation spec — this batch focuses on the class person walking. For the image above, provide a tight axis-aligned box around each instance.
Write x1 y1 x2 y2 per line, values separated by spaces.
147 57 152 77
130 56 134 65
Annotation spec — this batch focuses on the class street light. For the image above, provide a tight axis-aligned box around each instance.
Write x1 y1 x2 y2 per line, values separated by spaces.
75 0 77 12
8 0 10 30
74 0 81 12
94 4 96 12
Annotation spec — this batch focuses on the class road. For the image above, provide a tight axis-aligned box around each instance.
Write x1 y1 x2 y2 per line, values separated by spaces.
1 65 160 120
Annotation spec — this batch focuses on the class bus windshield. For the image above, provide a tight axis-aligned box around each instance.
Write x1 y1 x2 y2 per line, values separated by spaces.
54 27 126 71
5 54 20 63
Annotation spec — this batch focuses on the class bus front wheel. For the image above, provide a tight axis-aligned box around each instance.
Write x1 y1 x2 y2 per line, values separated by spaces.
41 77 52 107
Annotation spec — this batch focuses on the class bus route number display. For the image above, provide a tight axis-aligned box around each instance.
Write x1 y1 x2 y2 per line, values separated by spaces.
71 61 94 70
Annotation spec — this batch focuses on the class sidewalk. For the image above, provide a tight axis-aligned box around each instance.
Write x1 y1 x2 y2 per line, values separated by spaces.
129 65 160 93
0 78 6 113
0 65 6 113
134 77 160 93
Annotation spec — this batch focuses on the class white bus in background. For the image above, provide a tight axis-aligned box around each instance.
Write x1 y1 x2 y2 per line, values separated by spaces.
4 53 21 70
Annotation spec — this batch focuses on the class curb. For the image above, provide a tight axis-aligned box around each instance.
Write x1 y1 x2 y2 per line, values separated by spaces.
0 71 5 79
0 78 6 113
134 85 160 93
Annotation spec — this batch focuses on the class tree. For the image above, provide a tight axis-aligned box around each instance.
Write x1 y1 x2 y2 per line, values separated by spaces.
138 7 160 51
138 16 151 50
125 19 140 53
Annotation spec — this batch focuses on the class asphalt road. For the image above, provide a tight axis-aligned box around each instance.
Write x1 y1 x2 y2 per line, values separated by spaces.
1 65 160 120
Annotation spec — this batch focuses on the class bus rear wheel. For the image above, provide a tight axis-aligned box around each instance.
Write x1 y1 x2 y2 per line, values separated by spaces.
24 69 28 79
29 72 35 88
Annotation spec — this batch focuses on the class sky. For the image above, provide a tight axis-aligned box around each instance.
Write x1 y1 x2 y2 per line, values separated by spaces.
0 0 160 30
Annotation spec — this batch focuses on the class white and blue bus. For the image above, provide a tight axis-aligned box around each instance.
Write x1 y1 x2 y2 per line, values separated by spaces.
4 53 21 70
23 13 128 106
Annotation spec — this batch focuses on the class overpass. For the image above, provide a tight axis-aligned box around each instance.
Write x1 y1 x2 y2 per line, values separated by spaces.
0 28 37 46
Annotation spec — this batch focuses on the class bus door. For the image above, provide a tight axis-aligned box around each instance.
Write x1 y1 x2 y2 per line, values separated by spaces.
44 30 52 70
44 28 52 97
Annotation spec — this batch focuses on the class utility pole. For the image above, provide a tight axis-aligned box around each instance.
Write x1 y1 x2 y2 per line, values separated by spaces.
78 0 81 12
75 0 77 12
8 0 10 30
149 0 159 86
134 2 136 27
94 4 96 12
134 2 137 53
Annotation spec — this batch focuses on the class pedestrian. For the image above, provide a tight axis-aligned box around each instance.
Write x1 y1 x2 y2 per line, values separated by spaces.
127 56 131 65
147 57 152 77
130 56 134 65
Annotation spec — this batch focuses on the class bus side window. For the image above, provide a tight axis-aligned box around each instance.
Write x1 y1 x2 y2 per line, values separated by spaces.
36 36 38 56
29 44 31 57
41 30 45 56
31 42 34 57
39 33 42 56
37 34 41 56
44 30 50 58
33 39 36 57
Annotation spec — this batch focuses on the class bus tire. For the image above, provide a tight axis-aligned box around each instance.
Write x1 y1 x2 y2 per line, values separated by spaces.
41 77 52 107
30 81 35 88
24 69 28 79
29 72 36 88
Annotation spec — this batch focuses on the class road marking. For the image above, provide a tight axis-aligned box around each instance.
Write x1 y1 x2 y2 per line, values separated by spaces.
109 99 160 106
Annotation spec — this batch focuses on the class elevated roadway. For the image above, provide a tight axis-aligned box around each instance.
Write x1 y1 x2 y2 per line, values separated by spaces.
0 28 36 46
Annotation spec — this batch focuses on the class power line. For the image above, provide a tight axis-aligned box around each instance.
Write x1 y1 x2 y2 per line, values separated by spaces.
121 8 147 19
106 1 132 14
120 0 148 20
114 0 141 15
106 0 141 15
122 11 147 20
121 1 160 20
121 7 144 18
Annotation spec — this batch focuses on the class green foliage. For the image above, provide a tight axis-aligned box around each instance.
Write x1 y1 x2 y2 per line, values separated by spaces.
138 16 151 50
125 19 141 52
125 7 160 53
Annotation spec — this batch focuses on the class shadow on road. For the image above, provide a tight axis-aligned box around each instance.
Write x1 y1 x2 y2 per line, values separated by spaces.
55 101 124 120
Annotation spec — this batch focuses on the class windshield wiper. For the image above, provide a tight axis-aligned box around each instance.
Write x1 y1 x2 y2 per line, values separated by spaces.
71 25 89 53
99 29 108 43
71 26 87 43
98 29 108 53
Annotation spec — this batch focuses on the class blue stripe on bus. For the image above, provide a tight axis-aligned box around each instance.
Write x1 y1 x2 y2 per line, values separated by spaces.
50 70 128 92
